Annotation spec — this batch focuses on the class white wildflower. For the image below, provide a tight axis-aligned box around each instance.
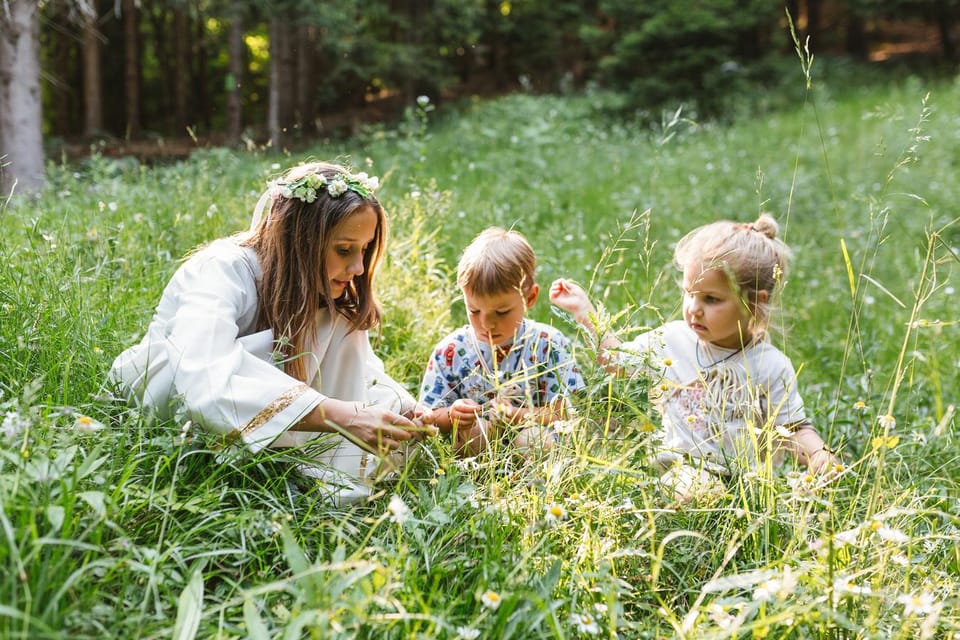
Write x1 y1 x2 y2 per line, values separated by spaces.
386 494 411 524
545 502 567 522
707 603 736 629
878 414 896 430
480 590 501 610
898 591 936 617
3 410 28 438
570 612 599 635
455 627 480 640
74 415 106 434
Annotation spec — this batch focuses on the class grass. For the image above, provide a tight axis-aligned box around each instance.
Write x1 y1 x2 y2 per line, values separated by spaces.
0 55 957 638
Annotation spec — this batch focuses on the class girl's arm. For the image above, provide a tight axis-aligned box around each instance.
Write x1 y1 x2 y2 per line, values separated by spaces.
785 423 839 473
549 278 623 366
492 398 569 427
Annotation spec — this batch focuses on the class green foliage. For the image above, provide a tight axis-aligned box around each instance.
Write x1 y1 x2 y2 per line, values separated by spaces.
586 0 784 119
1 60 959 638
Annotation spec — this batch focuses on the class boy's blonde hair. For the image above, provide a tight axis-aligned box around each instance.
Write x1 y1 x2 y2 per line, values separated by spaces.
457 227 537 297
674 213 791 331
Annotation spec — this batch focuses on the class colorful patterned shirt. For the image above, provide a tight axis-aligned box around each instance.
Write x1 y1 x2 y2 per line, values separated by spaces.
419 319 585 411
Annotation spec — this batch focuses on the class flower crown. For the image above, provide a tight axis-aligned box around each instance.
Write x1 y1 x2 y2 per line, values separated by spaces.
268 170 379 204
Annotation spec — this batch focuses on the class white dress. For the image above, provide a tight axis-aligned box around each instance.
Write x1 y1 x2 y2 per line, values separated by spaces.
618 321 807 472
109 237 415 500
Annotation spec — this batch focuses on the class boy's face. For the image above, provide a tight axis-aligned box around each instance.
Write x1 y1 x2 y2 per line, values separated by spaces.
463 285 539 347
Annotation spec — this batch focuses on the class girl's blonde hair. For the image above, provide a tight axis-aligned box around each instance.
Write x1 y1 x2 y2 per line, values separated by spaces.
457 227 537 297
674 213 791 331
242 161 386 381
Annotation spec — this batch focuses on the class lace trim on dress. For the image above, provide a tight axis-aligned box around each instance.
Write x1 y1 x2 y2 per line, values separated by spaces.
240 383 312 437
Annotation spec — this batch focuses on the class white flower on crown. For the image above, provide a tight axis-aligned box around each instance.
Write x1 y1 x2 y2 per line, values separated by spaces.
327 179 348 198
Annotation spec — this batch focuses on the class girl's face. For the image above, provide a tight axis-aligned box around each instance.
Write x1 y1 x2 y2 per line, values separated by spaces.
325 205 379 299
463 285 539 347
681 261 753 349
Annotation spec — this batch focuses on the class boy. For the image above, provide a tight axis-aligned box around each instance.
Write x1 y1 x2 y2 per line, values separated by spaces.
419 227 585 455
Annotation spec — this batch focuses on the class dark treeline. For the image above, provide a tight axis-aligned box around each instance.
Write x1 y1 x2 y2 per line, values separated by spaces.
42 0 958 144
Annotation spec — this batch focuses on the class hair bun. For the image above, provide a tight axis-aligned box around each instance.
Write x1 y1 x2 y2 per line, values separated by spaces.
753 213 779 239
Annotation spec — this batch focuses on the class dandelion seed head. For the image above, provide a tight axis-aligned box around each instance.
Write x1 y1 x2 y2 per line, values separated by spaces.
386 494 411 524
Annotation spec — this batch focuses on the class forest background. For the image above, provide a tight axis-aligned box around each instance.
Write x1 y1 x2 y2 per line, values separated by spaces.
1 0 959 192
0 0 958 638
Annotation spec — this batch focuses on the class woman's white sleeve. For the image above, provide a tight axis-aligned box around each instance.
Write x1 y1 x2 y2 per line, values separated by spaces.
162 255 323 452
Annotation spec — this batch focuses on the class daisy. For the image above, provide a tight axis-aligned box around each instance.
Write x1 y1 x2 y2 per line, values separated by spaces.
74 415 106 434
571 612 599 635
898 591 936 617
481 590 502 610
545 502 567 522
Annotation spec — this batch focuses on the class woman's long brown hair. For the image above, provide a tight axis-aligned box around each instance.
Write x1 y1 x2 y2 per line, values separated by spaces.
241 162 387 381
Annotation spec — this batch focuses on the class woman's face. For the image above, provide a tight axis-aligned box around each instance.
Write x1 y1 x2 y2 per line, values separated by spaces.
324 205 379 298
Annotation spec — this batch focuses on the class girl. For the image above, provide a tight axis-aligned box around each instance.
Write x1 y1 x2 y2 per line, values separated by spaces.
550 214 836 495
110 161 433 504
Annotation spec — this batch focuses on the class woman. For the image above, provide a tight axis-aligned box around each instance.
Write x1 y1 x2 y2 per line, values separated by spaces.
110 161 432 503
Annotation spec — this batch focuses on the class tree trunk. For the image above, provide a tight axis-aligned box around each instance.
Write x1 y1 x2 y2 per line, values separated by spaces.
268 15 294 149
173 5 190 133
296 23 317 137
82 7 103 137
935 0 956 61
0 0 44 195
806 0 822 49
845 9 867 60
122 0 141 138
226 11 244 144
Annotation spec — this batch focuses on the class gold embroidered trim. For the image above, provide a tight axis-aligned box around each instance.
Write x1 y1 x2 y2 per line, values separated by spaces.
240 383 312 437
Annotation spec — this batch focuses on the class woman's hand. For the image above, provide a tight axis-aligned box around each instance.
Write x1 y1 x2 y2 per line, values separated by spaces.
296 399 418 454
549 278 594 322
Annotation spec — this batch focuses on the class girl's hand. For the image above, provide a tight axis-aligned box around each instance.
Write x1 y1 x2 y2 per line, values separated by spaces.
806 448 839 474
449 398 482 428
549 278 594 321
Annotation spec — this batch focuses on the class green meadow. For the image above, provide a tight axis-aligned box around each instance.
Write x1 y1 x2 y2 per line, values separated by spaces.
0 56 957 638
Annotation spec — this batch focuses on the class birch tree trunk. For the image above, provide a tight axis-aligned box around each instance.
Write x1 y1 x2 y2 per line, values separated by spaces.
0 0 44 195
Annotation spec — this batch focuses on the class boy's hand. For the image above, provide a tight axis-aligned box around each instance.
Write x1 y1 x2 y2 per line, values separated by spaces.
549 278 594 322
449 398 482 427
